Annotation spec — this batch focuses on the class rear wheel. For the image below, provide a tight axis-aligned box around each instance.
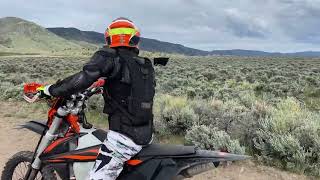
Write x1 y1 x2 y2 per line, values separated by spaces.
1 151 57 180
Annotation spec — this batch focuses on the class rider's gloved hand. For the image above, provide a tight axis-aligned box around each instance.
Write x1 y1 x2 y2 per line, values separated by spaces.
36 85 52 98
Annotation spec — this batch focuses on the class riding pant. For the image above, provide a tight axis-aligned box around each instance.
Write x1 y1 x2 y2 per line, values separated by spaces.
88 130 142 180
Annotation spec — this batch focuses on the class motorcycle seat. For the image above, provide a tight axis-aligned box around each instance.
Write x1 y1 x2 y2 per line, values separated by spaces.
92 130 196 157
136 144 196 157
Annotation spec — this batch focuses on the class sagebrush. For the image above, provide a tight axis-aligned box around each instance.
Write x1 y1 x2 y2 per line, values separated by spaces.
0 55 320 176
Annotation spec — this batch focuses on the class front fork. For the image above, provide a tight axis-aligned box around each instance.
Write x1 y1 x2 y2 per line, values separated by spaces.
25 107 69 180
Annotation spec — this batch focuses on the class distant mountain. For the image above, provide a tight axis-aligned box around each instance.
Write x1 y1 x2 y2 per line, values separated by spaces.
47 27 104 45
48 27 320 57
139 38 208 56
0 17 94 54
210 49 320 57
210 49 281 57
286 51 320 57
47 27 208 56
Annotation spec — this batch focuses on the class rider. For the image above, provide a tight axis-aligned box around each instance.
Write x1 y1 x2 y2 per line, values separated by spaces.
39 17 155 180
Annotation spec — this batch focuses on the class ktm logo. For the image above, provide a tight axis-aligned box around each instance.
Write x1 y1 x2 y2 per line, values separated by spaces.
119 34 125 44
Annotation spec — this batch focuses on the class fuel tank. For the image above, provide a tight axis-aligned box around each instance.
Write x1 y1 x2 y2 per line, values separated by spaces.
73 126 105 180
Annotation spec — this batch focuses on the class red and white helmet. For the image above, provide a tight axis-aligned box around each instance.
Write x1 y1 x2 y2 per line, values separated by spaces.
105 17 140 49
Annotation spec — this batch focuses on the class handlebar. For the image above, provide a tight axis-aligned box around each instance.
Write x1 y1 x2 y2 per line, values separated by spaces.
22 79 106 131
23 79 105 104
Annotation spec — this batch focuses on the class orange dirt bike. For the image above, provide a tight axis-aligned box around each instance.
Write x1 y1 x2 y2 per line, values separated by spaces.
1 79 249 180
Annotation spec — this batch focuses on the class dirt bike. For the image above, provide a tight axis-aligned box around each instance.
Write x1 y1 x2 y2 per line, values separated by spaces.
1 79 249 180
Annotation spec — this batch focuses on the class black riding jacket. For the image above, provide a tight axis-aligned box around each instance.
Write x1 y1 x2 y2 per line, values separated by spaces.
49 47 154 145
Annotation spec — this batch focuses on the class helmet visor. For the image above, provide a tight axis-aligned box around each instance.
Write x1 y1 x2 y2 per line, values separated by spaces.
108 28 137 36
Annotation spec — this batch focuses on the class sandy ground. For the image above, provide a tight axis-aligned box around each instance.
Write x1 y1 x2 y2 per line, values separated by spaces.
0 102 316 180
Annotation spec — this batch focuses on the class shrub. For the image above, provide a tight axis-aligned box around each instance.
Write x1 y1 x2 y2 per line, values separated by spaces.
1 55 320 177
0 82 22 100
87 95 104 111
155 94 198 135
185 125 245 154
253 97 320 176
189 98 223 127
179 96 269 149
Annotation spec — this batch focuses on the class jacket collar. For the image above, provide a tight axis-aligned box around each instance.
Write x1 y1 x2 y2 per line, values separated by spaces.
116 47 139 57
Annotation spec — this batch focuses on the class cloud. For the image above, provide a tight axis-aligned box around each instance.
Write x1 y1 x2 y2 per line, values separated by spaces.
273 0 320 43
0 0 319 52
223 8 268 38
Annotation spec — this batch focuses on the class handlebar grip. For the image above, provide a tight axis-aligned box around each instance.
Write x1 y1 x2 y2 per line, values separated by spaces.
86 88 103 98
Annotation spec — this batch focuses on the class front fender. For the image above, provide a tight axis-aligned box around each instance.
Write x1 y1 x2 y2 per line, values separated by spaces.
17 120 47 135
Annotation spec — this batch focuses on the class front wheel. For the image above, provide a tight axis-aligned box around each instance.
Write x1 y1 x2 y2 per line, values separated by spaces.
1 151 57 180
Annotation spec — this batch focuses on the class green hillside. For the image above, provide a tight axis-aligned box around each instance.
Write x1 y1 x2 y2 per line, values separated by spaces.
0 17 97 55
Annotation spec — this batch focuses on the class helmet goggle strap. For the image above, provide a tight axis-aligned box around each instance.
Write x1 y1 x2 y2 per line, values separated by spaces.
105 32 111 46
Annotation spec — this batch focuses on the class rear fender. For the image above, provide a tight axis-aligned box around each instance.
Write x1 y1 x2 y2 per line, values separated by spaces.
194 150 250 162
174 150 250 168
16 120 47 135
174 150 250 178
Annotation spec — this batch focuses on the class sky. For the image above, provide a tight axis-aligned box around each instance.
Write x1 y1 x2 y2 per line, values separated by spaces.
1 0 320 52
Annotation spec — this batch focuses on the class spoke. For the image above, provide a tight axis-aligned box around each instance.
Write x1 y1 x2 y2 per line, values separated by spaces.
17 163 24 178
11 161 43 180
20 163 26 178
23 162 28 170
12 171 17 180
35 170 42 180
13 164 21 179
37 174 43 180
20 163 27 177
13 162 29 180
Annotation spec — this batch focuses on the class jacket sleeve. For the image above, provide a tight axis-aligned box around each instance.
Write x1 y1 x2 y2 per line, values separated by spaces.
48 51 115 97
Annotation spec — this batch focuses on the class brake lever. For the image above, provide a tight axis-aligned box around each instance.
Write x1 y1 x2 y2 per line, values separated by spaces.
23 93 40 103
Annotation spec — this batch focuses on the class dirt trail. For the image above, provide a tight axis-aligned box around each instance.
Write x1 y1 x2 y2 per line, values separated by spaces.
0 102 315 180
